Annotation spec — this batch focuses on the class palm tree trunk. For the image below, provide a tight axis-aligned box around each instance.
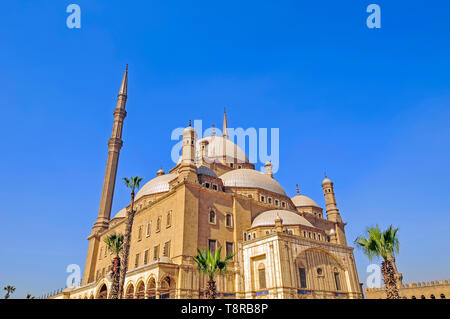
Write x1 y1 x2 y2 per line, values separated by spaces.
205 280 217 299
118 191 135 298
381 259 400 299
109 256 121 299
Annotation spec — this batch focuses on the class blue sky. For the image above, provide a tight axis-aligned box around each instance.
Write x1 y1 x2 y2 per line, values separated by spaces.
0 1 450 298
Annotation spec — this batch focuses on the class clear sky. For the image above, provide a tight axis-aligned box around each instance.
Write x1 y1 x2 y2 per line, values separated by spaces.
1 1 449 298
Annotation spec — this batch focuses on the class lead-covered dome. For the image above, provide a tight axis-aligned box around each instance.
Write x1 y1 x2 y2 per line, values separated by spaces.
220 169 286 195
291 195 320 208
251 209 314 228
135 173 178 200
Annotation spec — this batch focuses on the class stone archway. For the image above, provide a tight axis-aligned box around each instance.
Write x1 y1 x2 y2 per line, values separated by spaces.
125 283 135 299
97 284 108 299
294 248 347 296
159 276 176 299
147 277 157 299
136 281 145 299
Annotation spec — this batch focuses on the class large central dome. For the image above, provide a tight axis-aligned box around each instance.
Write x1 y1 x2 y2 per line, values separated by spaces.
195 135 249 164
220 168 286 195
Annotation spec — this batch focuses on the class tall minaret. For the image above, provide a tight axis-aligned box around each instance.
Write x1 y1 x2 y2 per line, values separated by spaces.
92 65 128 234
322 174 347 245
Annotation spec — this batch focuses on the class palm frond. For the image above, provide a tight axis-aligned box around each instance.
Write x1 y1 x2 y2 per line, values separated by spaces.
354 224 400 261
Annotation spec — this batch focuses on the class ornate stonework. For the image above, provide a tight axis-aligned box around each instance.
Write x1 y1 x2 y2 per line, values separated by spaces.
52 70 363 299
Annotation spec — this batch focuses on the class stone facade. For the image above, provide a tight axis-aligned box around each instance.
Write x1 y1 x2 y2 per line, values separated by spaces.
53 69 363 299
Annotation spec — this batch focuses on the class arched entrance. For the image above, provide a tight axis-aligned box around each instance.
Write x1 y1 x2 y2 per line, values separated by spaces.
126 284 135 299
147 277 156 299
136 281 145 299
97 284 108 299
159 276 175 299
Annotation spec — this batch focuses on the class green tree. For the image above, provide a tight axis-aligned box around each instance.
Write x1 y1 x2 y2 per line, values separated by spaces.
104 232 124 299
4 285 16 299
118 176 143 299
193 247 233 299
26 293 34 299
355 225 401 299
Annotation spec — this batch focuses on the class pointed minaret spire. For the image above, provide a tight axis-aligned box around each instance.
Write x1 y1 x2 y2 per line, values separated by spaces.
92 65 129 234
223 107 229 140
212 124 216 136
296 184 300 195
118 64 128 100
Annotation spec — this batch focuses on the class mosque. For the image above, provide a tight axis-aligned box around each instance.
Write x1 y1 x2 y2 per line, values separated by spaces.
56 67 364 299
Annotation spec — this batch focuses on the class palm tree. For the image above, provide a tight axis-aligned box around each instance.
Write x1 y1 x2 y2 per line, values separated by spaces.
26 293 34 299
118 176 143 299
355 225 401 299
4 285 16 299
193 247 233 299
104 232 124 299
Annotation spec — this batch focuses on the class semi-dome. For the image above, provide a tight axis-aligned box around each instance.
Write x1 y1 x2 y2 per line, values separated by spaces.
291 195 320 208
220 169 286 195
135 173 178 200
197 165 217 177
251 209 314 228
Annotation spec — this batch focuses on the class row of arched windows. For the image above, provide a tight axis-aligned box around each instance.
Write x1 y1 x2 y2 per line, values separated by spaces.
209 211 233 227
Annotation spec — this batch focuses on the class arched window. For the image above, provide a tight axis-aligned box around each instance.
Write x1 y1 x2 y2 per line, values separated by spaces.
420 295 426 299
258 264 266 290
440 294 446 299
209 211 216 224
334 271 341 291
430 294 435 299
156 216 161 232
226 214 232 227
166 211 172 228
411 296 416 299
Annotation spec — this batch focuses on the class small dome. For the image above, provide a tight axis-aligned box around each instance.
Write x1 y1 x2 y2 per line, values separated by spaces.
182 122 197 137
112 207 127 219
322 177 333 186
135 173 178 200
220 169 286 195
197 165 217 177
291 195 320 208
251 210 314 228
156 168 165 176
